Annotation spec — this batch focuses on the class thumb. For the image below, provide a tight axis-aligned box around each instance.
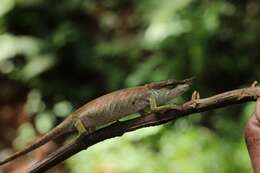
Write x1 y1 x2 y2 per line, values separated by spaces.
245 98 260 173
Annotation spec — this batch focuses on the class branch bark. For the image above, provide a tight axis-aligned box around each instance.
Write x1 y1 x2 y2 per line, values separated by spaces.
28 86 260 173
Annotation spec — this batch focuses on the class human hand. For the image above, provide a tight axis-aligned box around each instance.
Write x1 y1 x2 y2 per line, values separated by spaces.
245 99 260 173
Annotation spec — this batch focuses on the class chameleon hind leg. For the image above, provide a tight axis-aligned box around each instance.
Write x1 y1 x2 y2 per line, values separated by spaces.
74 119 88 135
149 96 182 113
73 117 95 136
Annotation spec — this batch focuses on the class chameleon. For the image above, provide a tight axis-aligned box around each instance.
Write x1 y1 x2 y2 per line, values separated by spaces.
0 78 193 165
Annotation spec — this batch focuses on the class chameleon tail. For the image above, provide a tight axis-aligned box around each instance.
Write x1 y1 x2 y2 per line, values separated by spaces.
0 116 74 165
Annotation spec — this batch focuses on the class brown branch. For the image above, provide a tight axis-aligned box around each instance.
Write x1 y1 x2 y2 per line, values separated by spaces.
28 86 260 173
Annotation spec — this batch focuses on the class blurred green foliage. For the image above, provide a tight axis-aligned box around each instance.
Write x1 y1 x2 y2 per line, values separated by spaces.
0 0 260 172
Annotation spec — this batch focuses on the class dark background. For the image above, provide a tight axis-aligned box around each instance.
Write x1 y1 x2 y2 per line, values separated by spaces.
0 0 259 172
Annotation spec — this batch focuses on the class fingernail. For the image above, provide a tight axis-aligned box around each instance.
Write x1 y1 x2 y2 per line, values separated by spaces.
256 98 260 117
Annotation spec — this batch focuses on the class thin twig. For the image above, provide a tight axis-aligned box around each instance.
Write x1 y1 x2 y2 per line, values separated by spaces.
28 86 260 173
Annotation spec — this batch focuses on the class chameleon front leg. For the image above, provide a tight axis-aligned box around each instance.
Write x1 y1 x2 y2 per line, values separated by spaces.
149 96 182 112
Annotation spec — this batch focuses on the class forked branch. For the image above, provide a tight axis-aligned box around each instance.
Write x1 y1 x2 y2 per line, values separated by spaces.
29 85 260 173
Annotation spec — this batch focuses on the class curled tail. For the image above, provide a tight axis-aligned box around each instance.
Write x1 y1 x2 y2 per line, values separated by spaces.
0 116 74 165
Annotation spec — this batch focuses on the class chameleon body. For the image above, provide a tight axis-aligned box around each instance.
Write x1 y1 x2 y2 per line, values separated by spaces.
0 78 192 165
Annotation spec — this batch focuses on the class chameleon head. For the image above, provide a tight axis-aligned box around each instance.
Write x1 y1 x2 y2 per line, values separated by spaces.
147 78 193 105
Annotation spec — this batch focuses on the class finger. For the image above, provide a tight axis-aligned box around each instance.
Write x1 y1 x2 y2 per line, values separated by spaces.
255 98 260 122
245 114 260 144
245 114 260 138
